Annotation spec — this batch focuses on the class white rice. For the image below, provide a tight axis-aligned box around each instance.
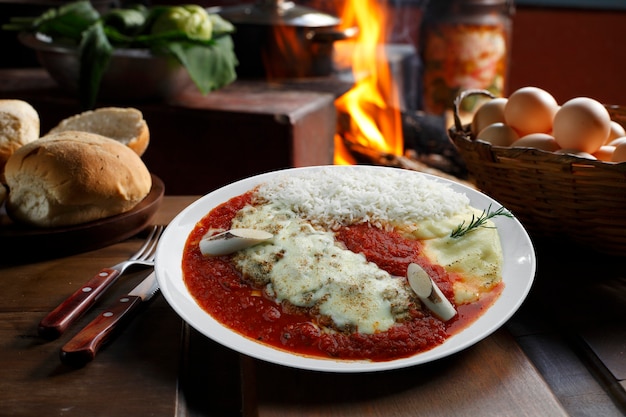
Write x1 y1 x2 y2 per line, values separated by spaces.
255 167 470 230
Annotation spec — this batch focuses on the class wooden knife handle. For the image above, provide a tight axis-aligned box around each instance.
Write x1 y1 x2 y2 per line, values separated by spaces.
60 295 143 368
38 268 121 340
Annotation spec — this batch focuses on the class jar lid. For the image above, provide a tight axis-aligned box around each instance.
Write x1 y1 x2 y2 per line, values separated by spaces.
426 0 514 16
215 0 341 28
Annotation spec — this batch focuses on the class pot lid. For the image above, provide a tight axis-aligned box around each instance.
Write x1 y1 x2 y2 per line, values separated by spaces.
214 0 341 27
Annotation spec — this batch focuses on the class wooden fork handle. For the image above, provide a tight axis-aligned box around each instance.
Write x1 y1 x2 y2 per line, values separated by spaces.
60 295 143 368
38 268 121 340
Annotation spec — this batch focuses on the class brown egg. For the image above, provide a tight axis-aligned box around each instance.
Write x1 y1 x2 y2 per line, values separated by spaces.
555 149 597 160
512 133 560 152
476 123 519 146
471 98 508 137
608 136 626 147
553 97 610 154
593 145 616 161
606 121 626 144
504 87 559 136
611 141 626 162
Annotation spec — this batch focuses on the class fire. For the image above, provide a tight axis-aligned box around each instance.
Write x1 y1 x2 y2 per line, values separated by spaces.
334 0 403 165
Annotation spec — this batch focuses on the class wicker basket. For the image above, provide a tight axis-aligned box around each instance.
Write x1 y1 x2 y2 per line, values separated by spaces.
448 89 626 256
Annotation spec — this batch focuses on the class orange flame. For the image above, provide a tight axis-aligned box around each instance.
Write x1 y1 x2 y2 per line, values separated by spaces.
334 0 403 165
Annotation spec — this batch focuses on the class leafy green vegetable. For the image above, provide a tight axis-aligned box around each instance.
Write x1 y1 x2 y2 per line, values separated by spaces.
101 5 149 37
208 13 236 37
3 1 238 109
79 22 113 109
450 204 513 238
161 36 237 94
150 5 213 41
5 1 100 41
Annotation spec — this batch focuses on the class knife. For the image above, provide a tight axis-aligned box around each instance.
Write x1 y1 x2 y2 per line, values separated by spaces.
60 271 160 367
38 224 162 340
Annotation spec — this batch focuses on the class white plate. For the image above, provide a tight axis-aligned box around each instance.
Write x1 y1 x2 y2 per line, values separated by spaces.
155 165 536 373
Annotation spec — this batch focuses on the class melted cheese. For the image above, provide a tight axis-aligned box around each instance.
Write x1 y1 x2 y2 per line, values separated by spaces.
223 168 504 334
232 203 411 334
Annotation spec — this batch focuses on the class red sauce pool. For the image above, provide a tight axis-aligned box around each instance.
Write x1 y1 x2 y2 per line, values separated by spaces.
182 191 503 361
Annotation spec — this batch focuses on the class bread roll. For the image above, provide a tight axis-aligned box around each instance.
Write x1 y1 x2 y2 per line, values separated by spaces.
0 99 40 182
48 107 149 156
5 131 152 228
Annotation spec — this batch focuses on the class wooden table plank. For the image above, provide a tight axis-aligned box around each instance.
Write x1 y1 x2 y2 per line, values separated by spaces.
244 329 568 417
507 238 626 416
0 299 182 417
0 197 198 417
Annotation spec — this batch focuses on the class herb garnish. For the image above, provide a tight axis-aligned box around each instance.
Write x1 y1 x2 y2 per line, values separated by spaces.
450 204 513 238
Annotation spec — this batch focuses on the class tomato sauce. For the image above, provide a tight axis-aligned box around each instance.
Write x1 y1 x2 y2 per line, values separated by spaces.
182 191 502 361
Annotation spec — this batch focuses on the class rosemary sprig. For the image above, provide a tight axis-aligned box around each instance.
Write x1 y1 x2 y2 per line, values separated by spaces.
450 204 513 238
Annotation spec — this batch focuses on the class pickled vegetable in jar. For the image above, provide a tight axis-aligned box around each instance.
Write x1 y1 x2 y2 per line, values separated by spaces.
421 0 514 115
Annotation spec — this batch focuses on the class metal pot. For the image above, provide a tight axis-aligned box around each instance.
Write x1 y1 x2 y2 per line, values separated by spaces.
213 0 357 78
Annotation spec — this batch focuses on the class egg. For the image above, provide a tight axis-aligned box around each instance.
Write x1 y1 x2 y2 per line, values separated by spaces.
476 123 519 147
611 141 626 162
471 98 508 137
606 121 626 144
552 97 610 153
512 133 560 152
593 145 616 161
504 86 559 136
608 136 626 147
555 149 597 160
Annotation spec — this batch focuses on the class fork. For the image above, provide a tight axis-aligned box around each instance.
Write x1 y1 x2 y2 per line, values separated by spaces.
38 224 165 340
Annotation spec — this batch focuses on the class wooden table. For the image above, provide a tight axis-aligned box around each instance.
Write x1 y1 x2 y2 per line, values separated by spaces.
0 197 622 417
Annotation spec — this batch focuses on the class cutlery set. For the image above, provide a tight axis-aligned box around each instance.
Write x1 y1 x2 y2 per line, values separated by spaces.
39 224 165 367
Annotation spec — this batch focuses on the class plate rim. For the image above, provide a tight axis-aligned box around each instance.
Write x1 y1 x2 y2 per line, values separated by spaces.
155 165 536 373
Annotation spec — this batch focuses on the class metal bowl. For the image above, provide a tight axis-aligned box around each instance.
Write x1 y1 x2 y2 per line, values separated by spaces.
19 32 192 101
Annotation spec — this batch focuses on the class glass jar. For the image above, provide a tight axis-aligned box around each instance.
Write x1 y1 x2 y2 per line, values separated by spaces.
420 0 514 115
